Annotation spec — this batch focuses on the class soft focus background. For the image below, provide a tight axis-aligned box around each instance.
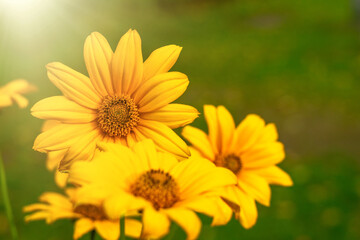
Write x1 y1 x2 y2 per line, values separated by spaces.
0 0 359 239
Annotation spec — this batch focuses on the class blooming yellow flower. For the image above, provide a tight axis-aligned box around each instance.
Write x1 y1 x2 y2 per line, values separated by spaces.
32 29 199 171
68 139 237 239
182 105 293 229
24 188 142 240
0 79 35 109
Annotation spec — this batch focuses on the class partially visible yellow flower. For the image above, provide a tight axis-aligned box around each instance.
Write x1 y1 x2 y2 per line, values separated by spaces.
0 79 36 109
182 105 293 229
32 29 199 171
69 139 237 239
23 188 142 240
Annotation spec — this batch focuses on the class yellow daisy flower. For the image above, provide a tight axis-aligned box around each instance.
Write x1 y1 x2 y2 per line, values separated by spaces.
24 188 142 240
32 29 199 171
68 139 237 239
182 105 293 229
0 79 36 109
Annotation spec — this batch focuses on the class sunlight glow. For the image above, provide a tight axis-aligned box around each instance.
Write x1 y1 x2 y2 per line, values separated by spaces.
0 0 51 28
1 0 44 10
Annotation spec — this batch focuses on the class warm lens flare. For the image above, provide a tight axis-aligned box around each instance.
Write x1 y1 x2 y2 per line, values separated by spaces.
1 0 45 13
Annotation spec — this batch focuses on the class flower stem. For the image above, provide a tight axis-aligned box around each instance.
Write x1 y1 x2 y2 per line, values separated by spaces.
120 218 126 240
0 153 18 240
90 230 96 240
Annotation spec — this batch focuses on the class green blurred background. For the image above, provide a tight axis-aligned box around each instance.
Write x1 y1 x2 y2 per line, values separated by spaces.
0 0 359 239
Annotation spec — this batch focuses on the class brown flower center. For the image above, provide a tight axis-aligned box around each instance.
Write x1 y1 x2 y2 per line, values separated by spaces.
97 95 139 137
214 154 242 174
130 169 180 210
74 204 107 220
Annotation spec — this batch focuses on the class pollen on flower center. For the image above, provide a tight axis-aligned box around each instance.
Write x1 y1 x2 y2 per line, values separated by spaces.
74 204 107 220
97 95 140 137
214 154 242 174
130 169 180 210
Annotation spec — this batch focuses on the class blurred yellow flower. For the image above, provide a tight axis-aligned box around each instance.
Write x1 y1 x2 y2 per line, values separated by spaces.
182 105 293 229
23 188 142 240
32 29 199 171
0 79 35 109
68 140 237 239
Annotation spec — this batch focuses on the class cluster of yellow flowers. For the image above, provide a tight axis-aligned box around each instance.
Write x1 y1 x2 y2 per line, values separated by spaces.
22 30 293 239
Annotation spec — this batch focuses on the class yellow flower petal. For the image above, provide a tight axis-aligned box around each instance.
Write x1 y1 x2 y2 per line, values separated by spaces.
143 45 182 81
242 142 285 168
1 79 36 93
113 139 177 173
136 72 189 113
47 211 80 224
46 149 67 170
248 166 293 186
33 123 96 153
23 203 50 213
216 105 236 154
125 218 142 239
39 192 73 208
141 103 199 129
204 105 220 154
222 186 258 229
177 196 232 226
229 114 265 154
137 119 190 159
42 120 60 132
112 29 143 95
238 195 257 229
104 193 132 219
72 185 110 206
54 171 69 188
46 62 102 109
65 188 77 201
165 207 201 240
156 152 179 173
31 96 97 124
131 138 159 170
238 172 271 206
142 207 170 239
24 211 49 222
104 193 149 219
73 218 95 240
69 155 128 190
96 141 147 179
170 156 236 199
126 132 137 147
255 123 278 144
0 95 12 108
84 32 114 96
59 130 101 171
11 93 29 108
24 191 79 224
94 220 120 240
189 147 203 158
182 126 215 160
